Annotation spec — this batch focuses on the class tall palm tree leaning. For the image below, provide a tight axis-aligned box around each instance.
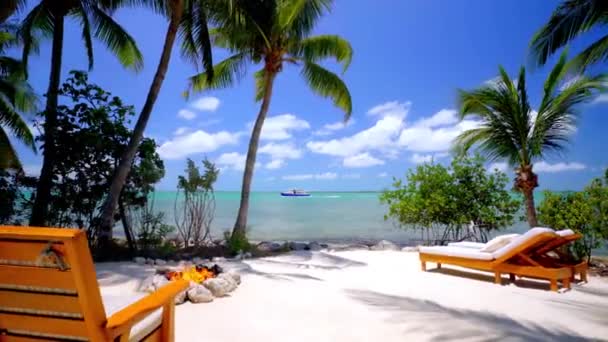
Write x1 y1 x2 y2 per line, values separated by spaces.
0 23 37 170
19 1 143 226
453 52 606 227
530 0 608 69
188 0 353 240
97 0 214 248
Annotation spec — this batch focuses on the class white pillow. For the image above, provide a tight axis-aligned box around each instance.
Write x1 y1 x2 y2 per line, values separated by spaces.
480 234 520 253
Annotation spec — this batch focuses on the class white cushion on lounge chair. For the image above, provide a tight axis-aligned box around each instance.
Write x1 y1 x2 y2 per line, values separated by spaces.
480 234 520 253
555 229 575 237
491 227 556 259
103 292 162 341
447 241 485 249
418 246 494 260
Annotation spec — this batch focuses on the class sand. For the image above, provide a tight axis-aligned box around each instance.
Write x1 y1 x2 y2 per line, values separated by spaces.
96 250 608 341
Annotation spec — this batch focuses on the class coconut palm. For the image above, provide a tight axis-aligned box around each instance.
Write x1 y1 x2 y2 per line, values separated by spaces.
0 0 26 24
97 0 214 247
21 1 144 226
0 23 37 170
454 53 607 227
189 0 353 239
531 0 608 69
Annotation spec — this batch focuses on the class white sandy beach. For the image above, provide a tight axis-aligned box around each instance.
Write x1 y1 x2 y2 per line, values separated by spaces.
96 251 608 341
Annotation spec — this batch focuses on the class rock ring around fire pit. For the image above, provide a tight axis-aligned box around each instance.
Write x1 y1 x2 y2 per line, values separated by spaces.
137 263 241 304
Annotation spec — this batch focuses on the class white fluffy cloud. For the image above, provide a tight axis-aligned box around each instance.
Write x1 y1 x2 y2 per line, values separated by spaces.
190 96 220 112
414 109 458 128
488 162 508 173
265 159 285 170
158 130 239 159
258 142 303 170
535 161 586 173
378 172 388 178
343 153 385 168
259 114 310 140
398 119 479 152
178 109 196 120
216 152 246 171
592 93 608 104
409 152 449 164
174 127 190 135
313 119 355 136
282 172 338 181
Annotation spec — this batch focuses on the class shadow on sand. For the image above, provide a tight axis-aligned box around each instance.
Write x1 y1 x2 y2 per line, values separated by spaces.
346 289 595 341
427 267 557 292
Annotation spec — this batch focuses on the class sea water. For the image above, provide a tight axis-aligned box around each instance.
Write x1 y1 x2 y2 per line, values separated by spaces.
137 191 531 244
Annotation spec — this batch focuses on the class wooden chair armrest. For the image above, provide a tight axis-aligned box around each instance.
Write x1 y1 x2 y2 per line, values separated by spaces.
105 279 189 338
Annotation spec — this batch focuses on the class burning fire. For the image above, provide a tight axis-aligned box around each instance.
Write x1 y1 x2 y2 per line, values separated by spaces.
165 265 219 284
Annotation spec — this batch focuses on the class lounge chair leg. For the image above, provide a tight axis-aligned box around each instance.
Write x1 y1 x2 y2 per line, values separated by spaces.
581 270 587 283
550 279 558 292
421 261 426 271
436 263 441 269
494 272 502 285
563 278 571 290
509 273 515 282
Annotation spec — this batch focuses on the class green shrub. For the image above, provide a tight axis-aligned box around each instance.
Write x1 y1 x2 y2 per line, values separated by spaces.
224 230 251 255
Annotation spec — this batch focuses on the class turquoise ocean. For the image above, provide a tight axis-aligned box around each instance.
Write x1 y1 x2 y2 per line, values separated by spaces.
140 191 532 244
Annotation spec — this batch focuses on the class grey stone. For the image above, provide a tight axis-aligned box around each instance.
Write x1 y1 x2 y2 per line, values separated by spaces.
145 258 155 265
174 288 187 305
308 241 323 251
187 283 214 303
225 272 241 285
401 246 419 252
212 257 226 262
138 274 169 293
134 257 146 265
217 273 238 292
203 278 232 297
192 257 203 264
330 244 370 252
257 241 283 253
154 259 167 266
243 252 253 259
370 240 399 251
289 241 309 251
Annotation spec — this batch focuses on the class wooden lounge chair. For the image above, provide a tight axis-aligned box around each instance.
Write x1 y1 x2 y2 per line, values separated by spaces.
419 228 580 292
0 226 189 341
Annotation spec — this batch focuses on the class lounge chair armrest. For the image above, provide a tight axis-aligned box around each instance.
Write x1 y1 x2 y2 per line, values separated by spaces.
105 279 189 338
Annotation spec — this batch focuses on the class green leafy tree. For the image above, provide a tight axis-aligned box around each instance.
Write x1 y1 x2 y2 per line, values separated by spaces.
35 71 164 253
21 0 144 226
530 0 608 69
537 172 608 262
454 53 606 227
189 0 353 240
98 0 215 248
380 155 520 244
0 23 37 170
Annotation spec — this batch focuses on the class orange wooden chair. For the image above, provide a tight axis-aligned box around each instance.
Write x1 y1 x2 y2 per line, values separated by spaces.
0 226 188 341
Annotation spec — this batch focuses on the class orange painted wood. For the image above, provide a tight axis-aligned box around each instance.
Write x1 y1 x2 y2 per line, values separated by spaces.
0 265 76 290
0 240 68 265
0 226 82 241
161 301 175 342
0 335 53 342
0 290 81 314
141 327 163 342
0 313 88 338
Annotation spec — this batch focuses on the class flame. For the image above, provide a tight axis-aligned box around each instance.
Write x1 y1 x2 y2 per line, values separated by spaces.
166 266 216 284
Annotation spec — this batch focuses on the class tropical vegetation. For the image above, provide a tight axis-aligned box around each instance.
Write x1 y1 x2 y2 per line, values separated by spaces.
531 0 608 69
453 53 607 227
188 0 353 242
380 155 521 244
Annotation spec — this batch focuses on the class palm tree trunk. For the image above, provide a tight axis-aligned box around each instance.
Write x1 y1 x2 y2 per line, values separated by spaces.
232 71 277 239
30 13 65 227
118 195 136 255
97 0 183 251
523 188 538 227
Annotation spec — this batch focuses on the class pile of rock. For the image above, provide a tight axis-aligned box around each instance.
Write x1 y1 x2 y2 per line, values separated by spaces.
138 266 241 304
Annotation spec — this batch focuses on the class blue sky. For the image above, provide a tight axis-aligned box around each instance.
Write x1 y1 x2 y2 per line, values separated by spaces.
13 0 608 191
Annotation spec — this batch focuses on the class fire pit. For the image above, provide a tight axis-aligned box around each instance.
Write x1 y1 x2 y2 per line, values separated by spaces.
165 264 223 284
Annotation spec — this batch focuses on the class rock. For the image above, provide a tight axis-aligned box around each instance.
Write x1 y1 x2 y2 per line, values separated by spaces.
145 258 155 265
233 252 244 261
243 252 253 259
401 246 419 252
289 241 309 251
187 283 214 303
138 274 168 293
134 257 146 265
154 259 167 266
330 244 370 252
203 278 232 297
175 288 187 305
308 241 323 251
225 272 241 285
212 257 226 262
216 274 237 292
370 240 399 251
192 257 203 264
257 241 283 253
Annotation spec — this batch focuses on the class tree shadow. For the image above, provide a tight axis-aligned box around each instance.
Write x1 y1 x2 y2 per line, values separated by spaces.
96 262 156 287
254 250 367 270
428 267 560 292
346 289 595 341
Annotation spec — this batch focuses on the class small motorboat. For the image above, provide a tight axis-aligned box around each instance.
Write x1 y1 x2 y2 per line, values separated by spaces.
280 189 311 197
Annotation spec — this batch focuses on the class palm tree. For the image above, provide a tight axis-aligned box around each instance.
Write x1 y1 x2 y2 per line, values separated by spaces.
97 0 214 247
20 1 144 226
454 53 606 227
0 23 37 170
0 0 26 24
189 0 353 240
531 0 608 69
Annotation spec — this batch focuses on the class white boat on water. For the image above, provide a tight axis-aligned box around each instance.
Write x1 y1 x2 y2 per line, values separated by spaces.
280 189 311 197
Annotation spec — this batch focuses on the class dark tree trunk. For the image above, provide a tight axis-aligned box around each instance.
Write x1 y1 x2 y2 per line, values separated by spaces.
515 164 539 228
118 196 136 255
30 13 65 227
232 71 277 239
97 0 183 251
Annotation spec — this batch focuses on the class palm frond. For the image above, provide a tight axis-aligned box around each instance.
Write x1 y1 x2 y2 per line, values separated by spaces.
300 61 352 119
90 5 143 71
73 4 95 70
278 0 332 38
0 92 34 151
180 0 213 78
291 34 352 72
188 52 249 93
19 3 54 71
0 126 22 170
0 0 27 24
530 0 608 67
254 68 266 101
569 34 608 70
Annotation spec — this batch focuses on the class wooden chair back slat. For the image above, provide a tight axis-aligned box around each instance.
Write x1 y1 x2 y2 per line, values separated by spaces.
0 312 89 339
0 289 81 314
0 240 69 266
0 265 76 291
